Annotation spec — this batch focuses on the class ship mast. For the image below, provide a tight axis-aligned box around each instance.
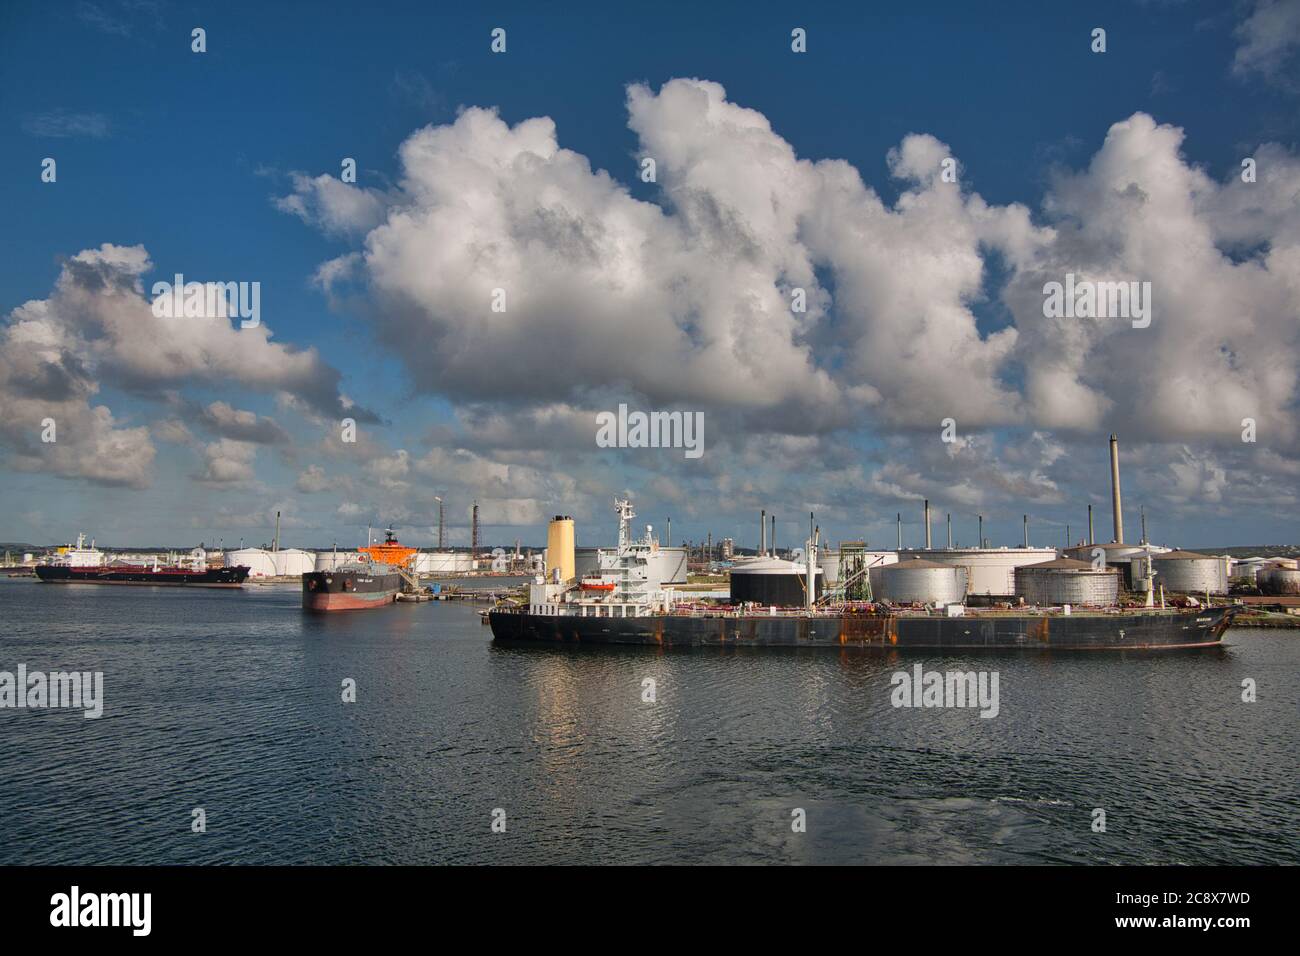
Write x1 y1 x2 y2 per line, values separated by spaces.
616 498 635 550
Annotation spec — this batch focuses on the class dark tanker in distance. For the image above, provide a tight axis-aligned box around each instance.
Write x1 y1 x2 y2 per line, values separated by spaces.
34 535 249 588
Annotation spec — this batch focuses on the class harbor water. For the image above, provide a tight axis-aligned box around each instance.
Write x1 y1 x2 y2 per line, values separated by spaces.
0 577 1295 865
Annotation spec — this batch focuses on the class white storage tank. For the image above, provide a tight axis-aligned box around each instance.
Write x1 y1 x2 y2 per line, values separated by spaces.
1014 557 1120 606
876 557 968 605
271 548 315 577
1063 543 1164 588
909 547 1057 596
819 549 841 586
413 551 475 575
654 547 689 585
575 547 688 585
1231 558 1268 582
314 551 361 572
225 548 276 578
1151 550 1229 595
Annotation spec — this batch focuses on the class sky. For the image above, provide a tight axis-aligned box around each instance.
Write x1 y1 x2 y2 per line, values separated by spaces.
1 0 1299 552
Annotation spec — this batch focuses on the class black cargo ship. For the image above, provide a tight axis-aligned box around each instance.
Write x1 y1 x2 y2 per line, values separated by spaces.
301 528 413 611
491 497 1237 651
488 605 1235 650
302 566 403 610
36 563 249 587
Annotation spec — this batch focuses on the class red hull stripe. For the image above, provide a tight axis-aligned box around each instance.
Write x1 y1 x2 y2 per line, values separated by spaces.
303 591 397 611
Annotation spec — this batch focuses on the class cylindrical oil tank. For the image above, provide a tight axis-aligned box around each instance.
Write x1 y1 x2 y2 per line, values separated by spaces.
573 547 601 579
653 547 688 585
576 547 688 584
819 549 841 586
729 558 820 606
1063 542 1153 588
1231 559 1267 582
1258 566 1300 596
414 551 474 575
314 551 362 571
876 558 968 605
225 548 276 578
271 548 314 577
1014 557 1119 606
546 516 575 583
908 547 1056 596
1152 550 1229 594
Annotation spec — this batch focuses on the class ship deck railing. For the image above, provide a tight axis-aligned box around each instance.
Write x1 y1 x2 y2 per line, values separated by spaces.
661 603 1214 619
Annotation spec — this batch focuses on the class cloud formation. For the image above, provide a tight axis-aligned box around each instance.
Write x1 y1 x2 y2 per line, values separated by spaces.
0 244 368 487
1233 0 1300 87
280 78 1300 452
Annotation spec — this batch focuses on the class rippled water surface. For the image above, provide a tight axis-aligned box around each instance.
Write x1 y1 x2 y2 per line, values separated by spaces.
0 578 1296 864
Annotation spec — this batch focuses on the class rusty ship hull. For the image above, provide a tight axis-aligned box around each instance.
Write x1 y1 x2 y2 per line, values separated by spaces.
302 568 402 611
488 606 1235 650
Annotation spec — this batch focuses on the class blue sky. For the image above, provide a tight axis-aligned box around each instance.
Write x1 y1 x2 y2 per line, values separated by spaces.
2 0 1298 551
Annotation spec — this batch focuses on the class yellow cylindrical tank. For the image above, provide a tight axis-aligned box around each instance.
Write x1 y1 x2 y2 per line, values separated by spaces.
546 515 575 583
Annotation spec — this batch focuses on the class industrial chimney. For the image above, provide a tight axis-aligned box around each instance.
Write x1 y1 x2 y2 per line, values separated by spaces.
923 499 932 549
1109 434 1124 543
760 509 766 557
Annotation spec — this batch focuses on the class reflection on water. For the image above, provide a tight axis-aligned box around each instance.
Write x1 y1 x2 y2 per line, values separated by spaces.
0 578 1295 864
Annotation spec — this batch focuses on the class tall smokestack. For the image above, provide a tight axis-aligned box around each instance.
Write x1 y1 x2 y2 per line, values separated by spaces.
1109 434 1124 543
978 515 984 549
273 511 281 553
1140 505 1147 545
1023 514 1028 548
1087 504 1094 546
896 513 902 550
946 513 952 549
760 509 766 557
805 517 817 608
472 501 480 554
923 500 932 549
667 517 671 547
770 514 776 556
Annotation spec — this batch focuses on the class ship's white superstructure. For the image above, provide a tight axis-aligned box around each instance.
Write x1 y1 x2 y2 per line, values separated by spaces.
528 499 675 617
48 533 105 568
